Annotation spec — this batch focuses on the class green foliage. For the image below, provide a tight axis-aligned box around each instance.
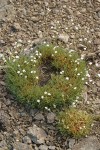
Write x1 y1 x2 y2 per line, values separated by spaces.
5 44 86 110
58 108 93 138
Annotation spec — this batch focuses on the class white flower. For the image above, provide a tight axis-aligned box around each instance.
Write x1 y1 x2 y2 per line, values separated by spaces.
30 55 33 58
33 71 36 74
82 78 85 80
60 71 64 75
39 53 42 56
31 59 33 62
79 127 82 130
85 82 88 85
55 51 57 53
25 76 27 79
36 76 39 79
52 54 54 57
17 71 20 74
43 41 46 44
41 96 44 99
30 48 33 50
98 74 100 77
84 47 87 50
72 102 75 105
53 46 58 50
89 79 93 82
66 77 69 80
15 56 19 59
95 63 99 67
74 87 77 90
86 73 90 77
22 69 26 73
34 57 36 60
75 60 77 63
44 91 47 94
53 104 56 108
36 53 39 56
31 71 34 73
37 100 40 103
13 59 16 62
20 73 23 76
24 61 27 63
48 93 51 96
0 53 4 58
34 60 36 63
89 62 92 65
75 68 77 71
77 73 80 76
77 62 80 64
45 107 48 110
46 44 49 46
83 125 86 128
69 49 75 53
18 64 20 67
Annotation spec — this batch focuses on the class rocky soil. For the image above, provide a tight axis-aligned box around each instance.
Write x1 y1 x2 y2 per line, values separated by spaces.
0 0 100 150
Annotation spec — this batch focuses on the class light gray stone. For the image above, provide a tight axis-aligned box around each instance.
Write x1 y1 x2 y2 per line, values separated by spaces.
47 112 56 124
58 34 69 43
48 145 56 149
27 124 47 144
72 136 100 150
39 145 48 150
23 136 32 144
13 142 33 150
34 113 45 121
69 139 75 148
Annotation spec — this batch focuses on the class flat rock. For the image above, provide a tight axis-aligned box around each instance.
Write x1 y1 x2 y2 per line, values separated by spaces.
72 136 100 150
27 124 47 144
39 145 48 150
47 112 56 124
34 113 45 121
13 142 33 150
22 136 32 144
69 138 75 148
48 146 56 150
58 34 69 43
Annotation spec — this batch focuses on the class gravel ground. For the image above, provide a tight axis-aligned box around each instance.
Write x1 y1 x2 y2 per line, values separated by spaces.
0 0 100 150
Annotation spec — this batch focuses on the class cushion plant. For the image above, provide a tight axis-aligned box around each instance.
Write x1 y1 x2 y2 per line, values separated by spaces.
5 44 86 110
58 108 93 138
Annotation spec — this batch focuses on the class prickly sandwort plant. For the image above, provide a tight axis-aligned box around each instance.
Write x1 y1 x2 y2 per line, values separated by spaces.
58 108 93 138
5 44 87 110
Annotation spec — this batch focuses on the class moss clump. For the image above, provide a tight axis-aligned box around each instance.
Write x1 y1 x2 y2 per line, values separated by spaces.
5 44 86 110
58 108 93 138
